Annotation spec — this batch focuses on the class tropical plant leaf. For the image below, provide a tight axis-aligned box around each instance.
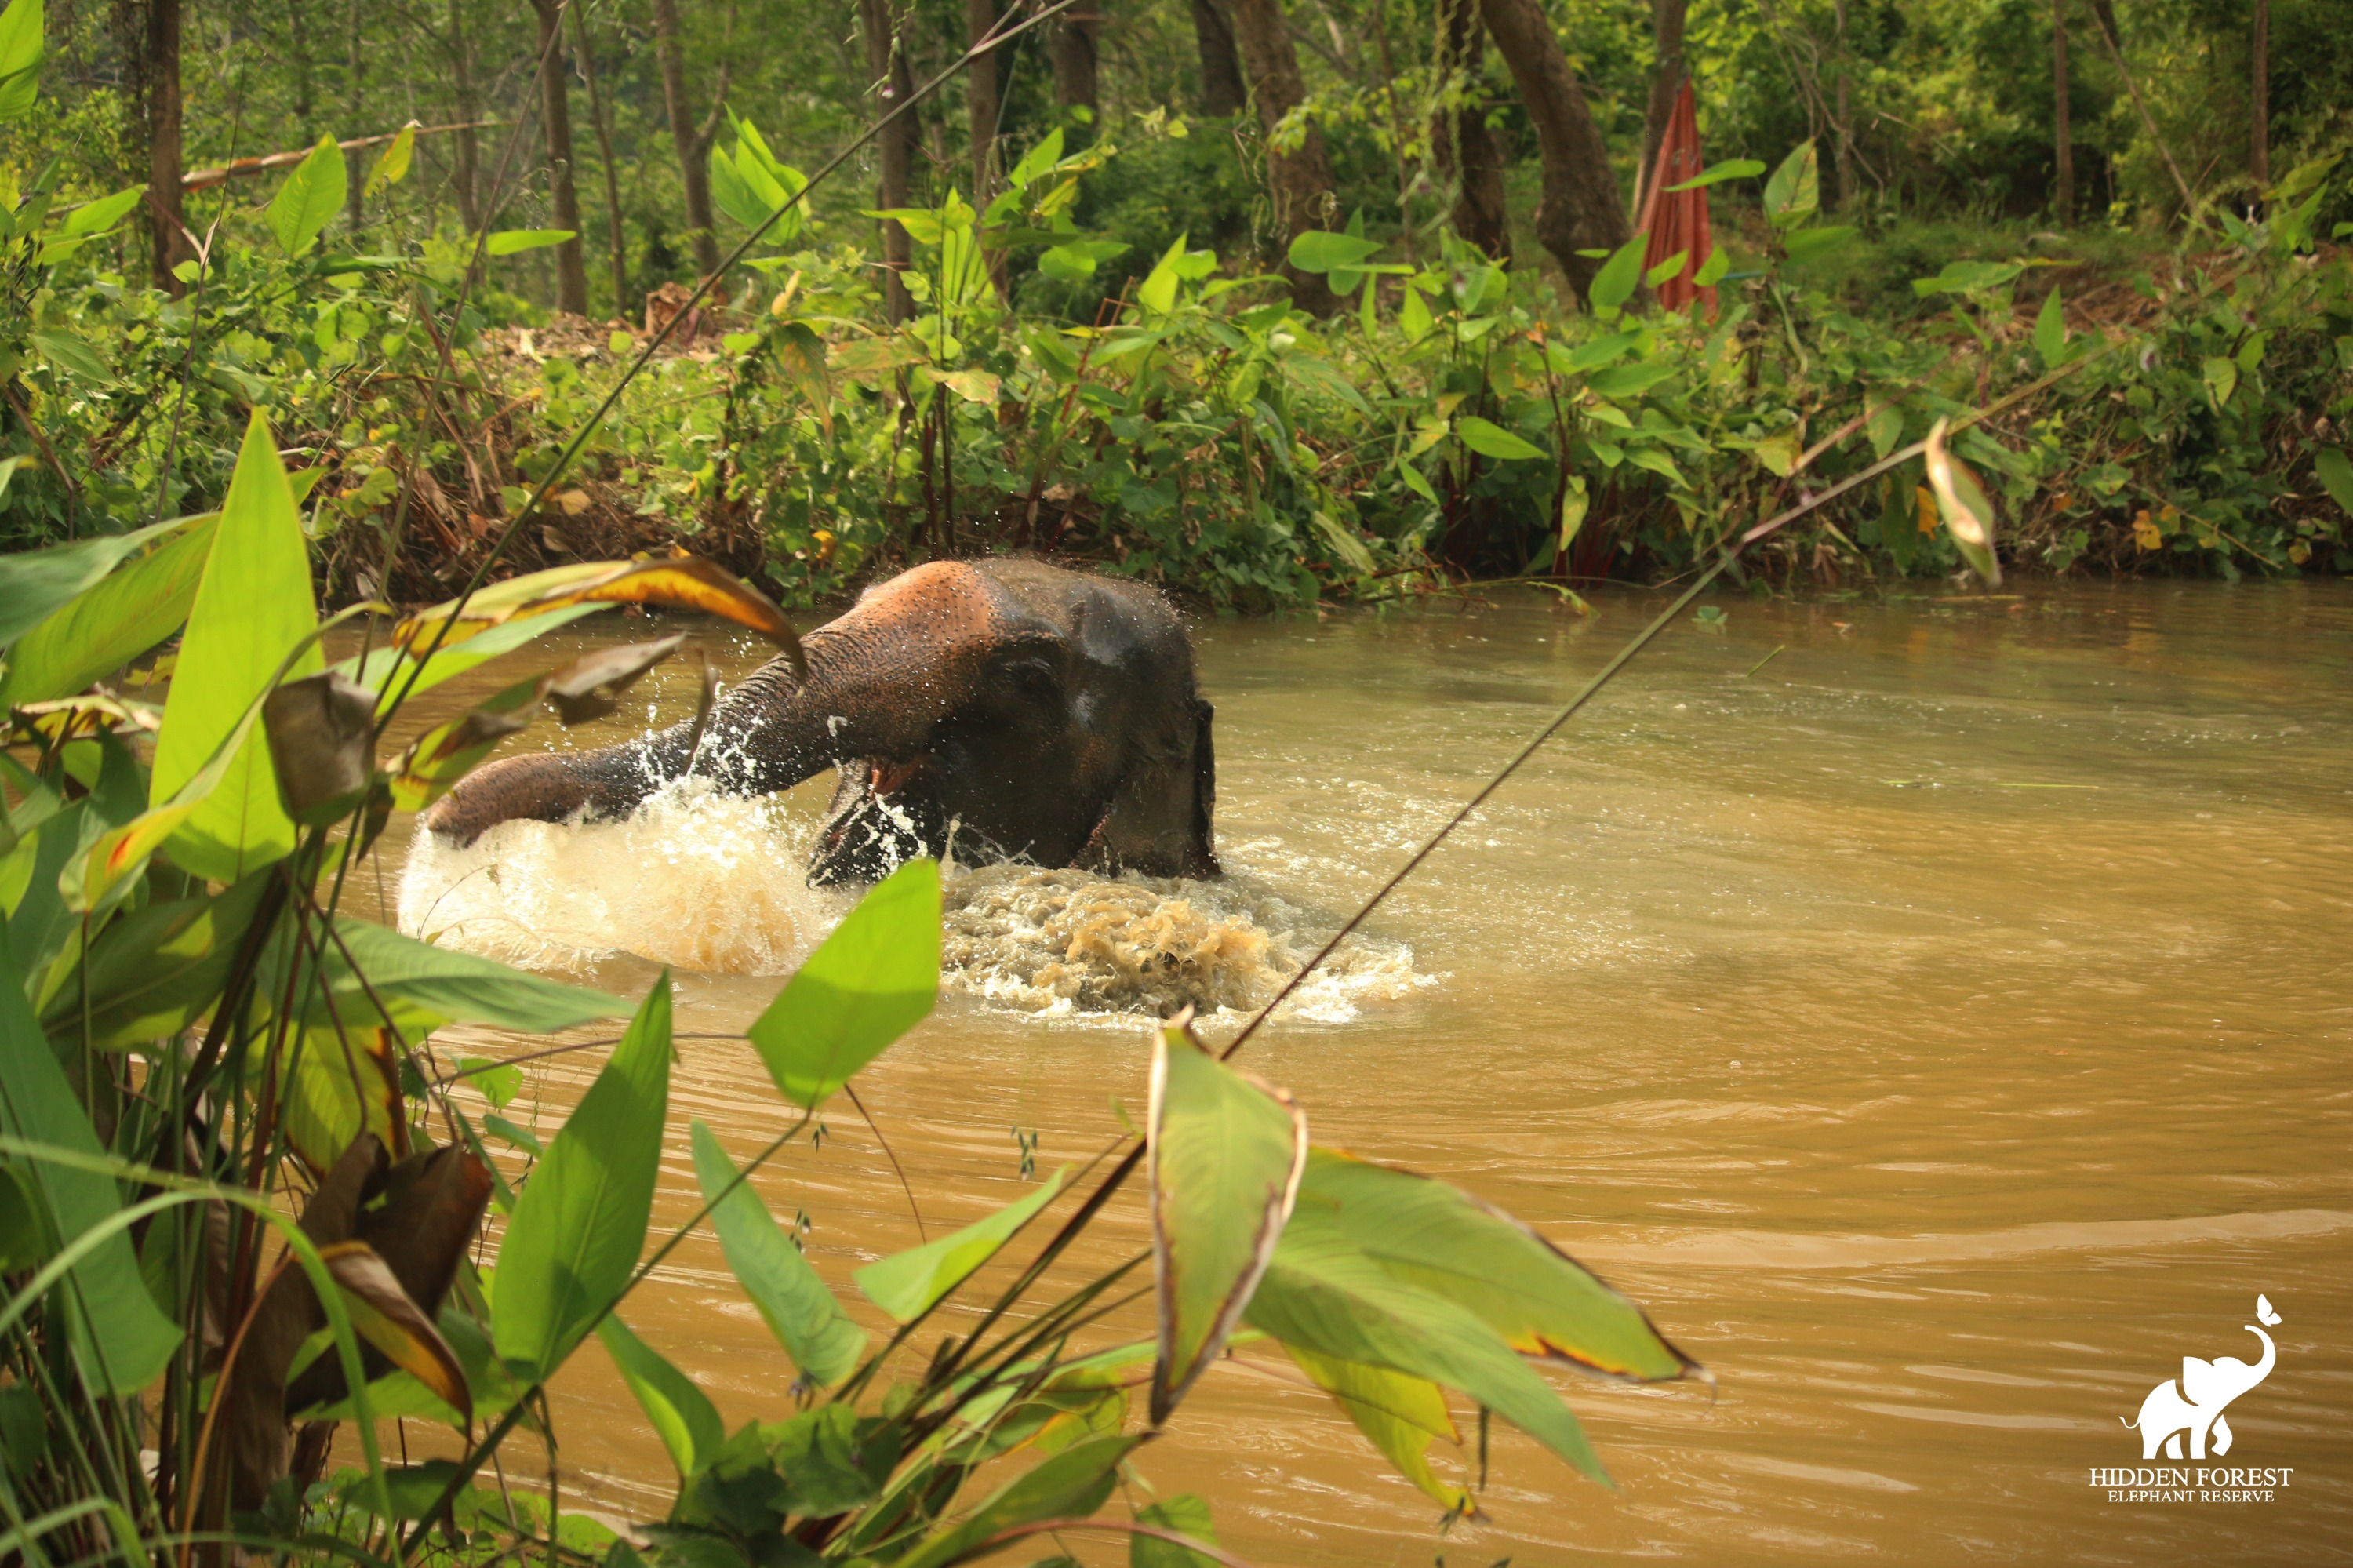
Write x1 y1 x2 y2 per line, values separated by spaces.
320 1240 471 1419
147 411 319 883
0 922 183 1393
491 975 674 1382
395 556 802 678
335 601 606 713
1782 224 1856 263
485 228 574 256
289 916 631 1035
267 136 347 255
1147 1020 1305 1424
0 511 204 651
598 1313 726 1478
1762 140 1819 228
1295 1150 1694 1381
41 873 271 1050
1285 1344 1467 1512
0 515 215 708
855 1164 1071 1323
1586 235 1647 314
1924 416 2002 584
1455 417 1544 462
2033 286 2067 370
281 1027 402 1171
1663 157 1765 192
364 122 416 195
688 1119 867 1387
890 1434 1145 1568
1132 1493 1221 1568
385 673 540 813
1137 235 1187 315
1286 231 1383 275
746 857 940 1108
2314 446 2353 517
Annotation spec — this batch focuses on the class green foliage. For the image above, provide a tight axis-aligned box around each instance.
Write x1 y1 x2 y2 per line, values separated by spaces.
689 1119 867 1385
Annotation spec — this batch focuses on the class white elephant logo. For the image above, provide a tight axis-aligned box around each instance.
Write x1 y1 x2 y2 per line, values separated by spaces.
2122 1295 2282 1460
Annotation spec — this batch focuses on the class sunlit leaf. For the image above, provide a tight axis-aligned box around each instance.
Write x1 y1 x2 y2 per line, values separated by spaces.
1133 1493 1221 1568
43 874 271 1050
1663 157 1765 192
149 411 319 883
290 916 630 1036
1586 235 1646 314
1137 235 1187 315
891 1434 1145 1568
2313 447 2353 518
1148 1020 1304 1424
598 1314 726 1478
387 672 540 813
267 136 347 255
1923 416 2002 584
746 857 940 1108
2032 286 2067 370
282 1027 402 1171
689 1120 867 1386
1286 230 1382 275
364 122 416 196
1762 140 1819 228
855 1164 1070 1323
395 555 802 678
321 1240 471 1419
485 228 574 256
493 975 673 1382
0 515 215 708
0 511 202 650
0 0 43 123
1643 249 1689 289
1286 1344 1467 1512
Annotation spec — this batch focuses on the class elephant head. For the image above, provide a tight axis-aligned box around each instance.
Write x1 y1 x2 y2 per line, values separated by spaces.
424 559 1219 883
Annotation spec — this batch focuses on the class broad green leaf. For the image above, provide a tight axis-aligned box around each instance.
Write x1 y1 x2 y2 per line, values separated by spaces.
1243 1188 1606 1483
0 511 201 650
485 228 575 256
334 601 605 714
365 123 416 195
0 921 183 1393
1584 362 1676 399
1005 127 1065 191
290 916 630 1035
892 1433 1145 1568
1148 1022 1304 1424
280 1026 402 1171
1132 1493 1220 1568
1627 448 1686 487
1398 282 1432 341
598 1314 726 1478
1286 1344 1467 1512
267 136 347 255
1866 401 1904 460
1643 249 1689 289
2032 286 2067 369
40 873 271 1050
0 0 42 123
1782 224 1855 263
1923 417 2000 585
1297 1150 1693 1381
1286 231 1382 275
1762 140 1819 227
1663 157 1765 192
1551 331 1638 373
1693 245 1732 287
493 975 674 1382
2201 355 2238 408
689 1119 867 1386
1455 417 1544 462
148 412 319 882
855 1164 1070 1322
2314 447 2353 517
29 328 111 383
746 857 939 1108
0 515 215 708
56 185 143 239
1586 235 1646 314
1911 259 2023 297
1137 235 1186 315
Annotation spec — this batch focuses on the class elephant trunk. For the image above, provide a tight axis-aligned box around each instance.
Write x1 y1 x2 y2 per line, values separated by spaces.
423 653 842 844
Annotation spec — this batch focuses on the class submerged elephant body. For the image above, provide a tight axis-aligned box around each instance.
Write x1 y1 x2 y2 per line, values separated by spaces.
425 559 1219 882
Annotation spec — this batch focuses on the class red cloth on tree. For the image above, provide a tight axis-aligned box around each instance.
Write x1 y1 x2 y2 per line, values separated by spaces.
1634 78 1717 319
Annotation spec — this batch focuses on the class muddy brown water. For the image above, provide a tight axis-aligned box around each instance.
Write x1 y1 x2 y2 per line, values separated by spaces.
362 580 2352 1563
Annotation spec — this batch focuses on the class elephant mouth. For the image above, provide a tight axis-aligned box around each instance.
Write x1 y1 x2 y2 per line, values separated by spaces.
808 754 945 886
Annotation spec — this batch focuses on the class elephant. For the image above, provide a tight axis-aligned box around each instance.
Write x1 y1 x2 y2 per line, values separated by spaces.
2121 1309 2278 1460
424 558 1220 884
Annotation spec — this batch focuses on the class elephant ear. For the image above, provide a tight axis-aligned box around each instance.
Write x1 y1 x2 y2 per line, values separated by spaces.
2178 1355 2228 1406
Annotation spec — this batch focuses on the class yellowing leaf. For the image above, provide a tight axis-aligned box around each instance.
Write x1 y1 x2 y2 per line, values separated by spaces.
1287 1344 1468 1513
397 555 803 678
1923 417 2001 584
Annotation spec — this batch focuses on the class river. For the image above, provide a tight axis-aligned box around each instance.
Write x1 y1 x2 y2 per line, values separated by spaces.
370 579 2352 1563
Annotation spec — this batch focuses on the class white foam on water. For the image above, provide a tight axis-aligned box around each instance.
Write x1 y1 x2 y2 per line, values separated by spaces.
396 780 845 975
398 787 1432 1023
938 864 1431 1026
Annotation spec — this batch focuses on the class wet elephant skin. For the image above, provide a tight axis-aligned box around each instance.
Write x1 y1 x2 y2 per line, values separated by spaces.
422 558 1220 882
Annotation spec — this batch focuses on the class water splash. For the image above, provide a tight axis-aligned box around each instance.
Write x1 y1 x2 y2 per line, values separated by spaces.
398 785 1431 1023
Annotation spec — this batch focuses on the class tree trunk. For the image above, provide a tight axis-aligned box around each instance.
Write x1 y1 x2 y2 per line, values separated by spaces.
858 0 918 322
966 0 1013 297
527 0 591 315
1478 0 1628 297
145 0 187 294
449 0 482 231
343 0 365 234
1049 3 1101 123
650 0 722 276
1227 0 1338 312
2249 0 2268 195
1830 0 1857 210
574 2 630 315
1432 0 1508 260
2051 0 2072 224
1190 0 1246 115
1635 0 1686 216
